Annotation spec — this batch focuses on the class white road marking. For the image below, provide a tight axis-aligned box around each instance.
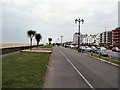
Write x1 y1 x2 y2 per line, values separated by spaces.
59 49 95 90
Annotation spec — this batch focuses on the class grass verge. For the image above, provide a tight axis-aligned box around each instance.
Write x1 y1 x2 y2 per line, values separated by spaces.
2 52 51 88
82 51 120 66
39 45 53 48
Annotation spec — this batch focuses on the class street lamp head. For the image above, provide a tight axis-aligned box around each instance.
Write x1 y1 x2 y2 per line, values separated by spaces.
81 19 84 24
75 19 78 23
85 34 88 37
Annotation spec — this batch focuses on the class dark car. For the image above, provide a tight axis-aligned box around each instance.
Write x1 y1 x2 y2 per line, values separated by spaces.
64 44 69 48
112 47 120 52
74 45 79 49
91 46 98 53
94 46 101 54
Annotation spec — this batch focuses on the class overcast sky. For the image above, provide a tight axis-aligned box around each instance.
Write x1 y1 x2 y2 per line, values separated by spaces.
1 0 119 44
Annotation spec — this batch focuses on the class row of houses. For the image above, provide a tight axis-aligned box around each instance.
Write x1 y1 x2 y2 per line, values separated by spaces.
73 27 120 48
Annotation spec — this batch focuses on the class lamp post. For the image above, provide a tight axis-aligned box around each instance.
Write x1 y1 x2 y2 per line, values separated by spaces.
60 36 63 45
75 18 84 48
58 38 59 42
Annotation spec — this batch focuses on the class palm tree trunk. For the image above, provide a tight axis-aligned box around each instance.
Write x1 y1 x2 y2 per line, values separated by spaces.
49 41 51 45
37 42 39 48
30 38 32 50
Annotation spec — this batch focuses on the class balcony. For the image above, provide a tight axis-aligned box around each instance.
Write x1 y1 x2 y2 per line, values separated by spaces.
113 38 119 40
113 34 118 36
113 32 119 33
113 36 119 38
113 44 119 46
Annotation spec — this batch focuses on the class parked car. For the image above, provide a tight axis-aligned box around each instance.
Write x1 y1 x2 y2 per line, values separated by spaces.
91 46 98 53
78 46 86 52
74 45 78 49
112 47 120 52
65 44 69 48
94 46 101 54
99 47 108 57
70 45 75 48
86 47 92 52
95 49 100 54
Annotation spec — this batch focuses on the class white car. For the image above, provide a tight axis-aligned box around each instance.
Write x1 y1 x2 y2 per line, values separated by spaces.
99 47 108 56
70 45 75 48
74 45 78 49
86 47 92 52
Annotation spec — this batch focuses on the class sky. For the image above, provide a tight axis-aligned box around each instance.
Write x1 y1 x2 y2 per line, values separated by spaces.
1 0 119 44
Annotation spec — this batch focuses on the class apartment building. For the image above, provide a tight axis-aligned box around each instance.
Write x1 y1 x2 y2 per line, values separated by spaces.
99 31 112 48
112 27 120 48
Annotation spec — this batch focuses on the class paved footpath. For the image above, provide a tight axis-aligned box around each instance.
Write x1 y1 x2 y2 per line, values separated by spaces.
44 46 119 89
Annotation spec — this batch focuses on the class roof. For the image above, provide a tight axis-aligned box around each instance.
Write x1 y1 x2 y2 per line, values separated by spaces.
116 27 120 29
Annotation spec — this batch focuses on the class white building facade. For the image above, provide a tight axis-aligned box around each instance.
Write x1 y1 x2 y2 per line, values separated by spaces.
73 33 84 45
73 33 100 45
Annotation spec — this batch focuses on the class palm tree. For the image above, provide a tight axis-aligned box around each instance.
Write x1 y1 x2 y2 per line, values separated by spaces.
48 38 52 45
27 30 36 50
35 33 42 48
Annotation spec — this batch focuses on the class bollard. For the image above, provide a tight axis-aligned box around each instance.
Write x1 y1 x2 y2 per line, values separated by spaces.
91 52 93 57
99 53 100 58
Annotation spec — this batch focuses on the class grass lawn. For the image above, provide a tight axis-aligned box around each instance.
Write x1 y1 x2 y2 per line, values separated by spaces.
39 45 53 48
2 52 51 88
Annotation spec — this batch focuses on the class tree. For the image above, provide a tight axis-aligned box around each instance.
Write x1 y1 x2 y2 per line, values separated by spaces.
35 33 42 48
27 30 36 50
48 38 52 45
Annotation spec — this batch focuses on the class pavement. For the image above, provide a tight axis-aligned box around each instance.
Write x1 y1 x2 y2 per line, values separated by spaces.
21 48 52 53
44 46 119 89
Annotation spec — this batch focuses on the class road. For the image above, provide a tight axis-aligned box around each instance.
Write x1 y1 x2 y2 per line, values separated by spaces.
44 46 119 89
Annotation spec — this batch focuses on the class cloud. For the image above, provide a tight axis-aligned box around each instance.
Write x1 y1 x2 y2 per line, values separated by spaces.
2 0 119 43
